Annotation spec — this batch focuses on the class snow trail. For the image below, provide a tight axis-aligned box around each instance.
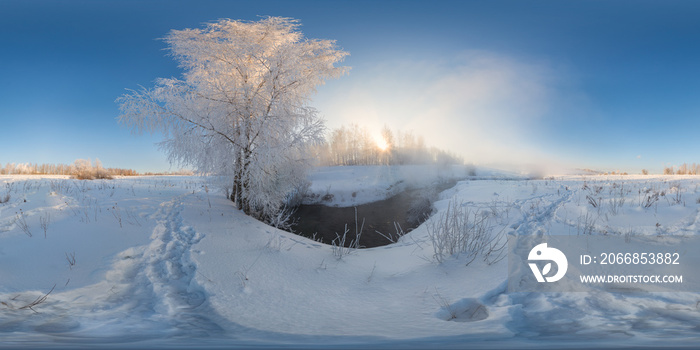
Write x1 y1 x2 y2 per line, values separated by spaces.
140 196 224 335
0 194 228 344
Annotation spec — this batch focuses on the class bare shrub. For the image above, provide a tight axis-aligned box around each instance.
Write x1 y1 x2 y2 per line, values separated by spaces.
608 186 626 216
433 288 457 320
18 284 56 313
39 213 50 238
586 195 600 208
110 203 123 228
14 209 31 237
669 182 683 205
577 212 596 235
642 192 660 208
48 179 70 195
266 205 297 231
426 198 506 265
65 252 76 269
376 222 405 243
624 226 635 243
331 207 364 259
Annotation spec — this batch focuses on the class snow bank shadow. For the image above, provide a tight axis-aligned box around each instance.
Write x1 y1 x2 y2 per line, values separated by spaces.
505 292 700 340
33 317 81 333
436 298 489 322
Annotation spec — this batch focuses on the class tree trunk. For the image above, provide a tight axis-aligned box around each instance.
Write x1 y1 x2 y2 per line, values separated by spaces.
233 150 244 211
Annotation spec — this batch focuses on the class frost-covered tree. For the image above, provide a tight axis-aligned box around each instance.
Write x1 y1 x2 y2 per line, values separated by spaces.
72 158 112 180
118 17 348 221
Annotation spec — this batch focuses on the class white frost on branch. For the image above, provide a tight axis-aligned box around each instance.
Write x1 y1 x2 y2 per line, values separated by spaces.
118 17 348 221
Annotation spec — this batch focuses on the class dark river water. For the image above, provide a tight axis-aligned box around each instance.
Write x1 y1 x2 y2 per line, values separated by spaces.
289 181 457 248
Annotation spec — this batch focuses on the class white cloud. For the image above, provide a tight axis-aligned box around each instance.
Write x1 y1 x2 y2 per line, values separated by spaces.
314 50 570 170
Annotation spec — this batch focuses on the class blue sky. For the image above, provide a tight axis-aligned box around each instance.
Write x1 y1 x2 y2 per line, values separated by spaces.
1 0 699 173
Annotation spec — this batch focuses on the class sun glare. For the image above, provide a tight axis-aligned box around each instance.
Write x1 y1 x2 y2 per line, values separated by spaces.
374 134 389 151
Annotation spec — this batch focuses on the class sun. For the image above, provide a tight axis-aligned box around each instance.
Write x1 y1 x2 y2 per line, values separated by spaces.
374 134 389 151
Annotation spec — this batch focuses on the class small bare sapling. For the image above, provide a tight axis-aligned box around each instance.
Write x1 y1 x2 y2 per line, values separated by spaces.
14 209 31 237
66 252 76 269
40 213 51 238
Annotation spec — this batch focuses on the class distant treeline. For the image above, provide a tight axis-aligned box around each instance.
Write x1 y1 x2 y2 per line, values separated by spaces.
660 163 700 175
0 160 135 176
596 163 700 176
0 159 193 178
312 124 463 166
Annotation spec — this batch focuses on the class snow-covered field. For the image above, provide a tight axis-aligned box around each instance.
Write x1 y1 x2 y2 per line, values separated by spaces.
1 167 700 348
